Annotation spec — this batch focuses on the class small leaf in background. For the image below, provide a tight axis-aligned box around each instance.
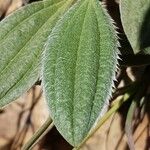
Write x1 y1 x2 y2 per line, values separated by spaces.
0 0 75 108
43 0 119 146
125 100 137 150
120 0 150 54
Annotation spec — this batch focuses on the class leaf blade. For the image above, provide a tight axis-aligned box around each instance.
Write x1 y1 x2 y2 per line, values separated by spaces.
0 0 74 108
120 0 150 54
43 0 119 146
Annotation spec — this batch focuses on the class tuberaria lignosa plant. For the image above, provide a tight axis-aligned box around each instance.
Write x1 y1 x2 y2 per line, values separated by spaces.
0 0 150 149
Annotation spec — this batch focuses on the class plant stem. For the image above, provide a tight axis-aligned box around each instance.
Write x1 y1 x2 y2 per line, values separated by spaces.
22 117 54 150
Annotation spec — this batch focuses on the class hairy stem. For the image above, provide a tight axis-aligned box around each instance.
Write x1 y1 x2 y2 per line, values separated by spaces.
22 117 54 150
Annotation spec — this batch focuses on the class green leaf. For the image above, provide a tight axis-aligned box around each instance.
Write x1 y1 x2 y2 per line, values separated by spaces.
0 0 75 108
43 0 119 146
125 100 137 150
120 0 150 54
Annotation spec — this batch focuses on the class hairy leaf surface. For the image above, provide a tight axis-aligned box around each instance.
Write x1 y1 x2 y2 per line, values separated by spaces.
0 0 74 108
120 0 150 54
43 0 119 146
